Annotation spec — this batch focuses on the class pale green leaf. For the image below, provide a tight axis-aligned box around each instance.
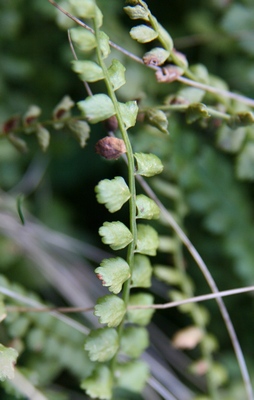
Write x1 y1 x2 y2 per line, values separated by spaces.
158 236 177 253
94 295 126 327
95 257 130 294
108 59 126 91
118 101 138 129
136 194 160 220
236 142 254 180
36 125 50 152
120 326 149 358
0 344 18 381
131 254 152 288
176 87 205 104
143 47 170 66
95 5 103 28
116 360 149 393
99 31 111 59
145 109 169 134
136 224 159 256
70 0 96 18
130 25 158 43
72 60 104 82
68 120 90 148
78 94 115 124
85 328 119 362
134 153 164 177
81 365 113 400
99 221 133 250
95 176 130 213
127 293 154 326
70 27 97 52
217 124 246 153
124 5 149 21
154 265 183 285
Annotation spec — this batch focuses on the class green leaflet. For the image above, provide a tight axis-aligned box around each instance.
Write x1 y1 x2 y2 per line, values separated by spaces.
145 109 169 134
94 295 126 327
70 27 97 52
78 94 115 124
0 344 18 381
118 101 139 129
99 221 133 251
85 328 119 362
154 265 183 285
131 254 152 288
127 293 154 326
69 0 96 18
136 224 159 256
136 194 160 220
68 120 90 148
108 59 126 91
120 326 149 358
72 60 104 82
124 5 149 21
130 25 158 43
81 365 113 400
98 31 111 59
95 176 130 213
95 257 130 294
134 152 164 177
115 360 150 393
216 124 246 153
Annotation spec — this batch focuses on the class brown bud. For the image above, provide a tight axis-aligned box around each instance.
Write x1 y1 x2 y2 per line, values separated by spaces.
2 115 20 134
104 115 118 132
95 136 126 160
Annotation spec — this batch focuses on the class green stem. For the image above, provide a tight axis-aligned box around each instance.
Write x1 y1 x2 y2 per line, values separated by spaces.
93 11 137 373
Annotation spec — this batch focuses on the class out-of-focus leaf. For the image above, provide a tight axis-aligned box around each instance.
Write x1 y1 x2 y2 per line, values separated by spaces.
36 125 50 152
236 142 254 180
130 25 158 43
145 109 169 134
127 293 154 326
131 254 152 288
70 27 97 52
136 224 159 256
81 365 113 400
85 328 119 362
94 295 126 327
72 60 104 82
120 326 149 358
186 103 210 124
68 120 90 147
0 344 18 381
124 5 149 21
115 360 149 393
